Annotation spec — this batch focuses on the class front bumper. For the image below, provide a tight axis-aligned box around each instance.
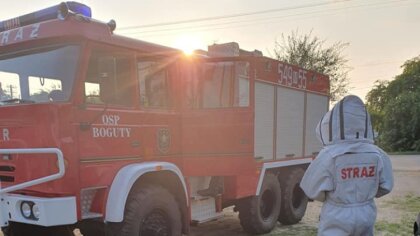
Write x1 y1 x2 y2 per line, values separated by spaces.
0 148 73 227
0 193 77 227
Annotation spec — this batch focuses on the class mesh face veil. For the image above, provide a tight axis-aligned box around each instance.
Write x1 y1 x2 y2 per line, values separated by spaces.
316 95 374 146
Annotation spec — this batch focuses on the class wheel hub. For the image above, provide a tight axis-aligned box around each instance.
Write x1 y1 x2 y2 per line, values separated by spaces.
141 209 170 236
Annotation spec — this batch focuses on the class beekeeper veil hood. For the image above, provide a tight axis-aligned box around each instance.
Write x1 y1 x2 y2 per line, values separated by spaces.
316 95 374 146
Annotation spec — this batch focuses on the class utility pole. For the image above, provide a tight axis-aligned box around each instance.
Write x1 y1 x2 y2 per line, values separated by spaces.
9 84 13 98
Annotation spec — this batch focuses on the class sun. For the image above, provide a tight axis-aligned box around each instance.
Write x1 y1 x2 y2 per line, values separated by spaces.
182 47 195 56
173 35 203 56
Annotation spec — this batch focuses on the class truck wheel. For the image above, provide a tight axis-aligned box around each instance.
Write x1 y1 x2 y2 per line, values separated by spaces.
1 226 11 236
278 168 308 225
2 223 35 236
238 173 281 234
414 212 420 235
1 223 73 236
106 185 182 236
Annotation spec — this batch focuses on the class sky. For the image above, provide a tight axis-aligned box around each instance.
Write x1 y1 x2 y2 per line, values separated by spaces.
1 0 419 100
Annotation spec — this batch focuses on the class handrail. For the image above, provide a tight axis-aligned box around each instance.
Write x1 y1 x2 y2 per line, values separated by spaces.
0 148 64 194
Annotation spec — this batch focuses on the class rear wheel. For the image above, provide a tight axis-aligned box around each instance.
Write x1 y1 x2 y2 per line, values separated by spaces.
106 185 182 236
278 168 308 225
238 173 281 234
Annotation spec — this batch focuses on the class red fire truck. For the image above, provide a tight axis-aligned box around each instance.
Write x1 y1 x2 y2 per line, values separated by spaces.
0 2 329 236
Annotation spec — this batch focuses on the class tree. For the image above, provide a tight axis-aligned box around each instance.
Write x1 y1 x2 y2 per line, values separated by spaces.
380 92 420 151
273 30 350 102
365 80 389 132
366 56 420 152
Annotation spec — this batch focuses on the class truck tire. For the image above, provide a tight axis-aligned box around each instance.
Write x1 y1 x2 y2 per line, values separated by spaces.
278 168 308 225
1 226 11 236
106 185 182 236
1 223 73 236
238 173 281 234
2 223 36 236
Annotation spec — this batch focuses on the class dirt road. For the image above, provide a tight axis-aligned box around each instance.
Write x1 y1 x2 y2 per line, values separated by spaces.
190 155 420 236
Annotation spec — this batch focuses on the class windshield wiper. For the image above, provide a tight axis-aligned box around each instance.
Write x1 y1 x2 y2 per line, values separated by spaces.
1 98 35 104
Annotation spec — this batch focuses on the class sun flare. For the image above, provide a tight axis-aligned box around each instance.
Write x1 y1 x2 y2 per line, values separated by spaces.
174 35 203 56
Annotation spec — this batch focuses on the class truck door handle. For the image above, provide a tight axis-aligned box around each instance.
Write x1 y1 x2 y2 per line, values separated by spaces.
131 140 140 147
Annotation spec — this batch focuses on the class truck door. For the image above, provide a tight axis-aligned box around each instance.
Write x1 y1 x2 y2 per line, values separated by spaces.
76 46 141 168
181 59 253 167
136 56 181 159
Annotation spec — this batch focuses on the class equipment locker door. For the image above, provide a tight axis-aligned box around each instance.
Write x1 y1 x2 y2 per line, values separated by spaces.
254 81 275 161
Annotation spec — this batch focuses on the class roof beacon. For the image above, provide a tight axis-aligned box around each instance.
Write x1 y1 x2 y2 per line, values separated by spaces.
0 1 91 32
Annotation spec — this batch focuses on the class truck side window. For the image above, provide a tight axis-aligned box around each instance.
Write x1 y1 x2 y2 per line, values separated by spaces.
138 61 170 109
188 61 249 109
84 50 132 106
234 61 250 107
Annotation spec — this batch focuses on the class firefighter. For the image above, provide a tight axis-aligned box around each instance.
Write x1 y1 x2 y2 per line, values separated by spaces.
300 95 393 236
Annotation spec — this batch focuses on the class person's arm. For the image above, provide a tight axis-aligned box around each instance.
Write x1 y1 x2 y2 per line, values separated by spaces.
376 152 394 198
300 152 333 202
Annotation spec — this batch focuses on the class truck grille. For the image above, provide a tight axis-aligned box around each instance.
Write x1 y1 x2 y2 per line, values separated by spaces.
0 165 15 183
0 166 15 172
0 175 14 182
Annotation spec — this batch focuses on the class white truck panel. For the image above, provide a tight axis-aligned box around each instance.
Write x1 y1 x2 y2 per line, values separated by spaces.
105 162 188 222
0 194 77 227
254 82 275 161
305 93 329 156
276 87 305 159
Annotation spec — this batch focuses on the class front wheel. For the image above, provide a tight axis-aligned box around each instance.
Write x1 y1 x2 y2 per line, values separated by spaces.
106 185 182 236
1 226 11 236
1 223 73 236
238 173 281 234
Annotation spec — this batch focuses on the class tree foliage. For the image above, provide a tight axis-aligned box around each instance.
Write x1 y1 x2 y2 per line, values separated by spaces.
365 80 389 132
274 30 350 101
366 56 420 152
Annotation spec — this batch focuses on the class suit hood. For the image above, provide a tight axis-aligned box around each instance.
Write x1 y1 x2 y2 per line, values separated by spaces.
316 95 374 146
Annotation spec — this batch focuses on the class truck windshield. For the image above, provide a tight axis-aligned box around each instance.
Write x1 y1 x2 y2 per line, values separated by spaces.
0 45 79 105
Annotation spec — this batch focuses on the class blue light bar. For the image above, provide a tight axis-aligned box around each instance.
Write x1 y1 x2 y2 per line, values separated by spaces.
66 2 92 17
0 2 92 32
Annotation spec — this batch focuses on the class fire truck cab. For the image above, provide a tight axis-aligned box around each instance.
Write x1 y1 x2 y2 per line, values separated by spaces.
0 2 329 236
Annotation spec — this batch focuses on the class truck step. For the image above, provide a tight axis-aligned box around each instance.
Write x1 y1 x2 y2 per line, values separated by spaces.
191 196 223 224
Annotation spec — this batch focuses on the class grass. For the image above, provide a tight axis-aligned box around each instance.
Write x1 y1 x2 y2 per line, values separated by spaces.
375 216 413 236
268 224 318 236
385 193 420 210
375 193 419 236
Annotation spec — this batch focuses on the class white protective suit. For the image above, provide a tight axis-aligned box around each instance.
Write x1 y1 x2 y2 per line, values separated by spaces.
300 95 393 236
